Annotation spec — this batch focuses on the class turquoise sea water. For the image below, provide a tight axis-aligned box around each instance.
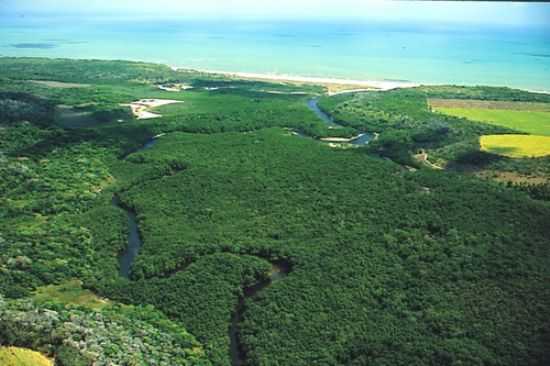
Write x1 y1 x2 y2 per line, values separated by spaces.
1 16 549 90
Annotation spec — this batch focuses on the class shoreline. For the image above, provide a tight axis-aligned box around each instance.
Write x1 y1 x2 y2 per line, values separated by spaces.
171 66 550 95
7 55 550 94
5 55 549 94
171 67 421 93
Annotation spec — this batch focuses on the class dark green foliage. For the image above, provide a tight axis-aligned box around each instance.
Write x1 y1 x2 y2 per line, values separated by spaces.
0 92 54 126
514 182 550 201
0 57 178 84
99 128 549 365
419 84 550 103
125 89 347 139
1 58 549 366
318 87 550 188
367 129 418 166
149 90 327 137
189 76 322 94
99 253 271 365
318 88 511 166
318 88 509 137
0 296 210 365
55 346 91 366
0 122 54 155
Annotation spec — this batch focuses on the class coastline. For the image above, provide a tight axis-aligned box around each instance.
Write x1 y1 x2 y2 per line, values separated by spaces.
171 66 550 95
171 67 421 94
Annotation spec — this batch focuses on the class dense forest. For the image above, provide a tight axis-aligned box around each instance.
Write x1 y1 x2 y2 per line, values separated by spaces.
0 57 549 365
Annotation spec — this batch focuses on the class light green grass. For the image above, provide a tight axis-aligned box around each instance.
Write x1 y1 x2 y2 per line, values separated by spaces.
480 134 550 158
436 107 550 136
33 279 110 310
0 347 52 366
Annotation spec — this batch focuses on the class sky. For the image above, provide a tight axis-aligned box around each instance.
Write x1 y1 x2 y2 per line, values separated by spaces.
1 0 549 26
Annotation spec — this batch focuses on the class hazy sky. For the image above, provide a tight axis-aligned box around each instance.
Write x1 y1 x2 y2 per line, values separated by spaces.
1 0 549 26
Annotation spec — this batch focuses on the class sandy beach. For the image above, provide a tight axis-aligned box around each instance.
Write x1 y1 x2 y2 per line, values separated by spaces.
171 66 550 95
173 67 420 94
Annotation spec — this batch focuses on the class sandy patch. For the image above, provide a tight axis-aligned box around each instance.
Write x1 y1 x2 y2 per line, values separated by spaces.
320 133 369 143
29 80 90 88
158 83 193 92
414 151 444 170
321 137 355 143
123 99 183 120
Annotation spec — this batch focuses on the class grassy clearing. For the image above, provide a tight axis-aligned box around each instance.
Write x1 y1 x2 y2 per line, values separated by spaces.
429 98 550 111
475 170 549 185
0 347 53 366
480 135 550 158
34 279 110 309
434 107 550 136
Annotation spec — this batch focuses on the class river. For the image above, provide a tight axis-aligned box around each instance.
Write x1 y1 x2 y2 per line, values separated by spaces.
114 137 157 278
229 261 291 366
306 98 373 145
112 196 143 279
114 136 292 366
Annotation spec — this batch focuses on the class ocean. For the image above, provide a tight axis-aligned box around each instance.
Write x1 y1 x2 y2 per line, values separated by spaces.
1 16 549 91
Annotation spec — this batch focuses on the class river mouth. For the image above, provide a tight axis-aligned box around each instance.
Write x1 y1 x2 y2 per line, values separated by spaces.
230 261 292 366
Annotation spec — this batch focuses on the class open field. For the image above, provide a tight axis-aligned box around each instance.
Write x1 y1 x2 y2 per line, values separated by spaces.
475 170 549 185
480 134 550 158
34 279 111 309
429 98 550 111
434 107 550 136
0 347 53 366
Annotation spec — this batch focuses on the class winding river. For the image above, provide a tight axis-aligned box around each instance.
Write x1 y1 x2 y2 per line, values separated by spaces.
115 137 157 278
306 98 374 145
112 196 143 278
229 261 291 366
114 135 292 365
113 98 368 362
